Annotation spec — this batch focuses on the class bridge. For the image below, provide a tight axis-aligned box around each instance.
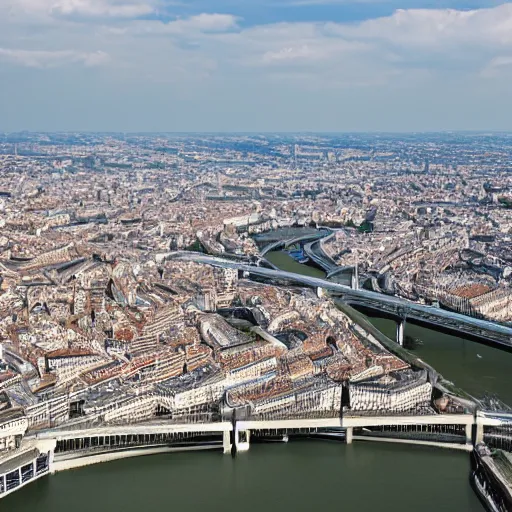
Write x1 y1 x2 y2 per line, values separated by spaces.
29 421 233 442
233 413 506 451
2 412 511 500
326 265 355 280
22 413 512 459
300 231 357 282
303 238 339 273
167 252 512 350
259 229 340 274
260 231 330 257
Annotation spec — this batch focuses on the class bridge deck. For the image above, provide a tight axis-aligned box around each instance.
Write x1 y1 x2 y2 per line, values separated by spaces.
168 253 512 348
237 414 475 431
29 422 233 441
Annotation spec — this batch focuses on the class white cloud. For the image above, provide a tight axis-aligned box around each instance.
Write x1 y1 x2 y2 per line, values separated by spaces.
2 3 512 131
0 48 109 68
172 13 239 33
224 3 512 81
121 13 240 36
325 4 512 48
481 54 512 77
263 45 318 63
489 55 512 67
1 3 512 102
276 0 394 4
6 0 154 18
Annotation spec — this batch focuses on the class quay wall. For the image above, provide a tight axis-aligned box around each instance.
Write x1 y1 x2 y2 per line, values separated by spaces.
52 444 220 473
352 436 473 452
471 446 512 512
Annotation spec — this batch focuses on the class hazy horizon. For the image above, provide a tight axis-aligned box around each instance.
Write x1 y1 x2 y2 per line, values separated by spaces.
2 130 512 136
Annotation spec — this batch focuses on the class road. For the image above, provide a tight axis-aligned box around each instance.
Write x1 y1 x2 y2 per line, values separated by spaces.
260 230 330 257
168 252 512 349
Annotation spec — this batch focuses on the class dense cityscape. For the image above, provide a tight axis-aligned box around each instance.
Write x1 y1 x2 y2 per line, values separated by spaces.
0 132 511 510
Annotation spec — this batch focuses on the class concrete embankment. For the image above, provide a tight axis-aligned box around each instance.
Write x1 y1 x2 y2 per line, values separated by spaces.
352 436 473 452
471 445 512 512
53 444 220 473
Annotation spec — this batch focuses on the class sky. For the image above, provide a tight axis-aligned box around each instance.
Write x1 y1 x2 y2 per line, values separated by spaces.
1 0 512 132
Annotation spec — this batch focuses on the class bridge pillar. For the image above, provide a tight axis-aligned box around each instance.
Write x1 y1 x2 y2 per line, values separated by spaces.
317 287 324 298
351 271 359 290
465 423 473 445
345 427 353 444
235 429 251 452
475 422 485 445
47 443 56 474
396 320 405 346
223 430 232 454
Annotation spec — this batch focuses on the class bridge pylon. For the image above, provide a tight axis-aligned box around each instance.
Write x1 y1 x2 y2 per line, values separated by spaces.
395 307 408 346
396 320 405 346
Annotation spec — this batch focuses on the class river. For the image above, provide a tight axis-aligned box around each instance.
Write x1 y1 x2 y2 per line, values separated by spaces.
266 250 326 278
5 442 482 512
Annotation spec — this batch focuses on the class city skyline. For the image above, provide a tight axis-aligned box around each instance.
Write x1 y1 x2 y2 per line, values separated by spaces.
2 0 512 132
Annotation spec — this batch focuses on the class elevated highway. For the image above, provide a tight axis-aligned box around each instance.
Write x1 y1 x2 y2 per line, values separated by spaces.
260 231 330 257
326 265 355 280
234 413 504 450
167 252 512 350
303 237 338 273
26 413 507 457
